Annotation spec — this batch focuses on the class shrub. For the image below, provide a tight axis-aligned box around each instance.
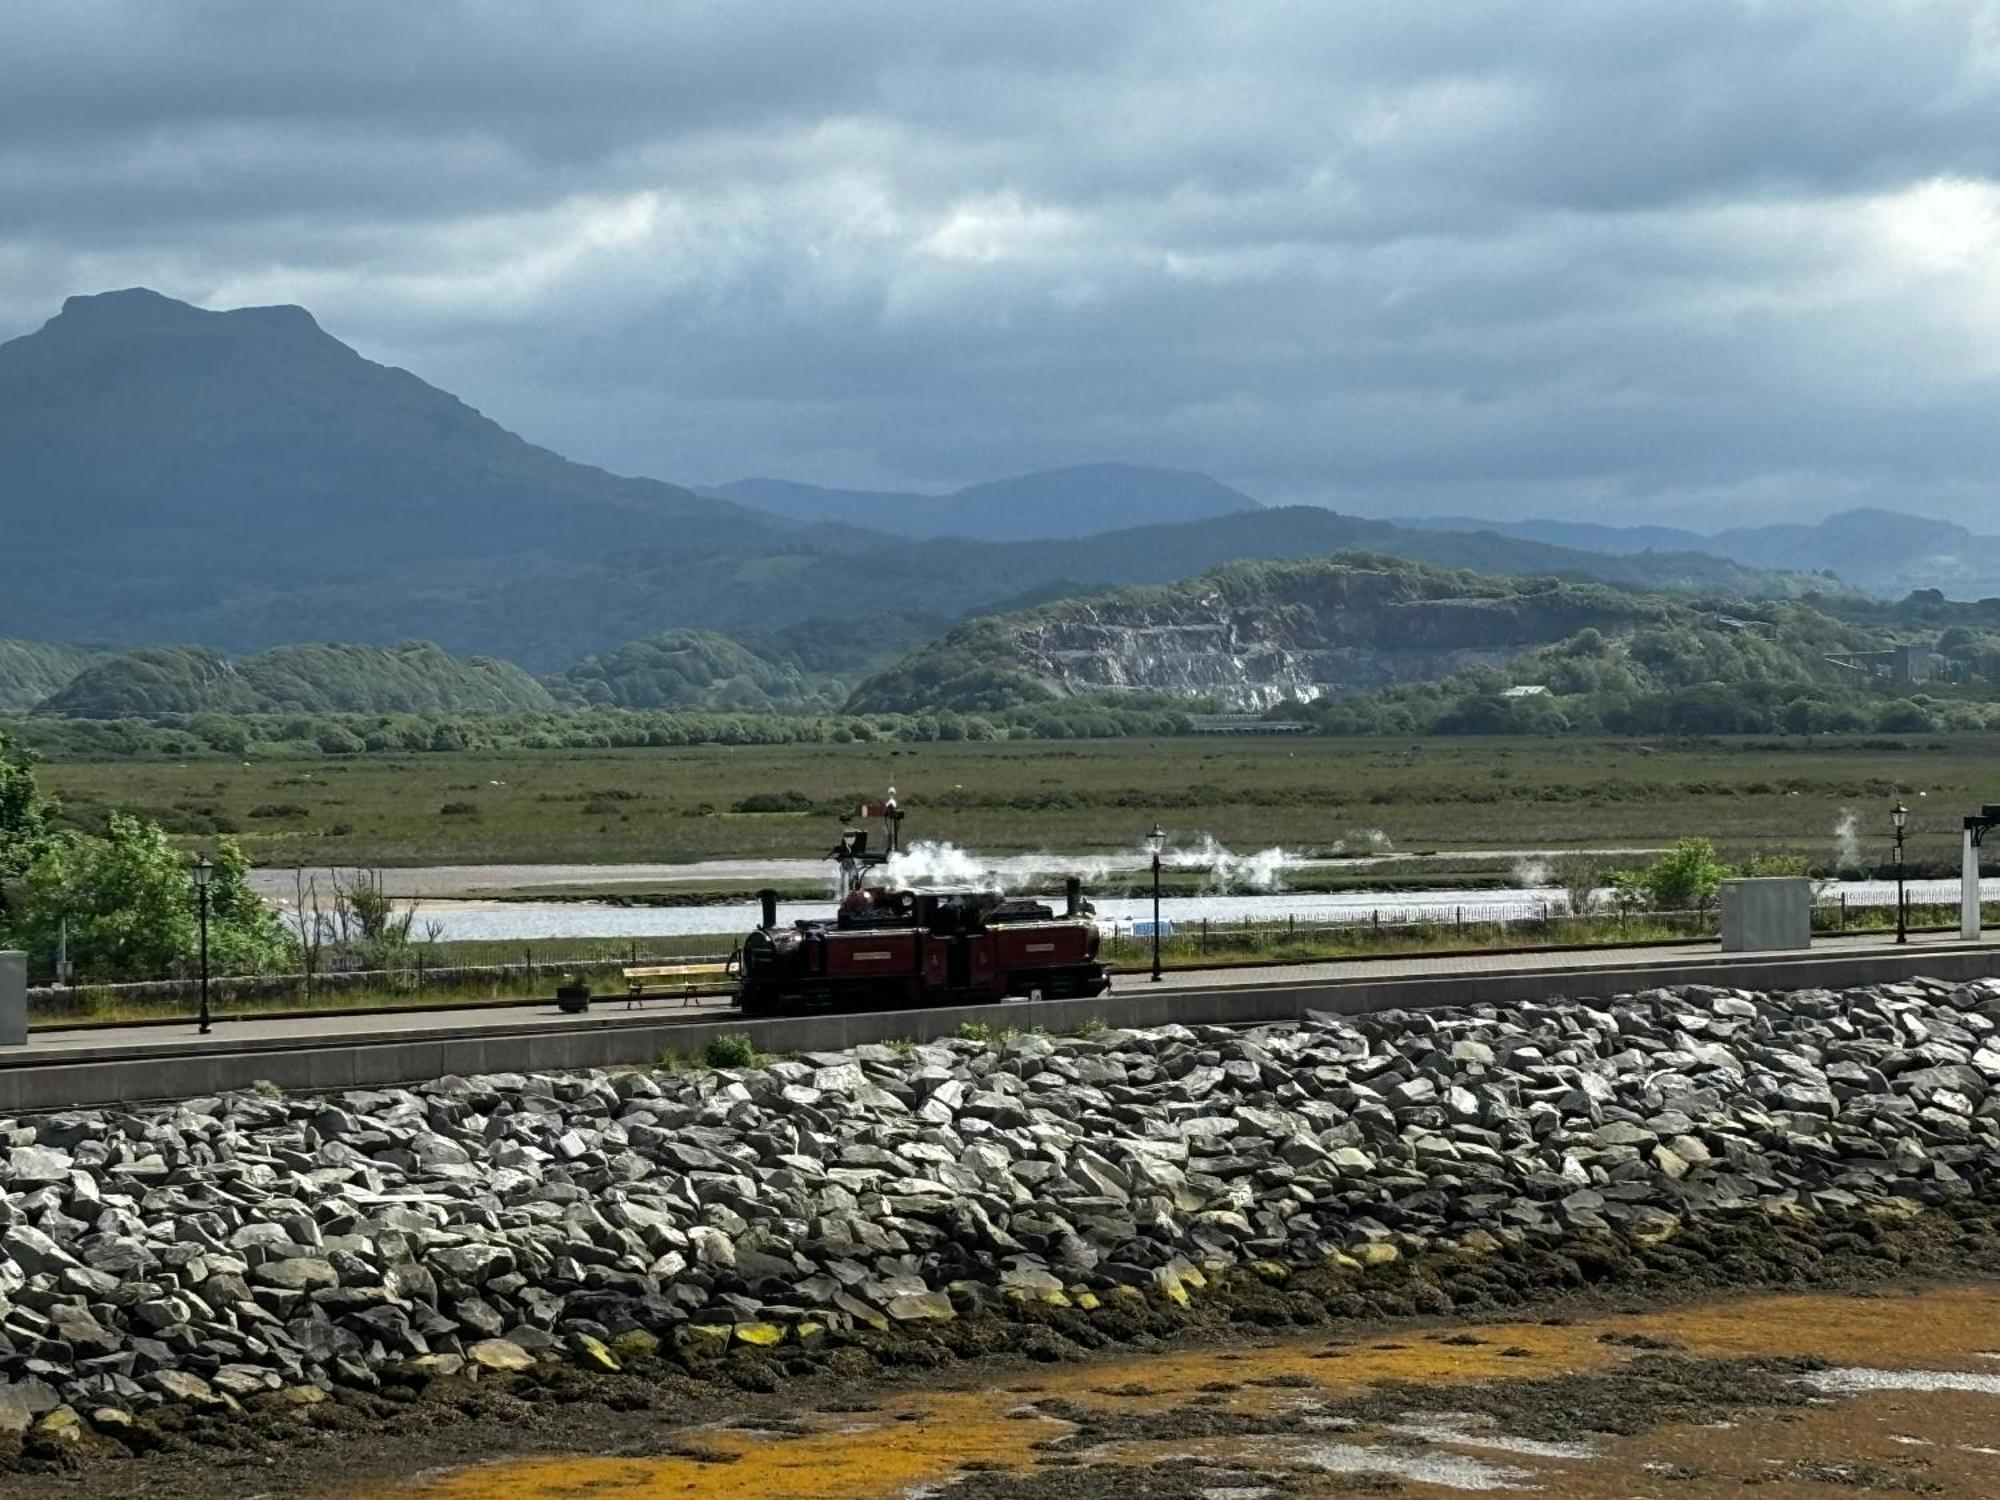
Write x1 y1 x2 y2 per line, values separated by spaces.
1610 837 1732 914
438 801 479 817
247 802 311 820
730 790 813 814
704 1032 757 1068
1550 854 1604 917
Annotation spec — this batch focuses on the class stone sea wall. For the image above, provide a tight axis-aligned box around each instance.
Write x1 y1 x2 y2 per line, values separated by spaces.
2 974 1999 1457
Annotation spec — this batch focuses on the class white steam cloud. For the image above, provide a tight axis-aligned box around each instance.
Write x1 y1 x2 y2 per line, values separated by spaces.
869 835 1303 895
1161 834 1297 893
881 841 1004 888
1833 809 1860 869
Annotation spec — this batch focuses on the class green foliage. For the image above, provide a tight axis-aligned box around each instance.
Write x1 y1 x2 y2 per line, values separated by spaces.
846 551 1865 720
730 790 814 814
0 729 50 878
562 630 820 711
1291 595 2000 740
1643 837 1732 913
1 697 1191 764
1606 838 1735 915
37 641 555 718
703 1032 757 1069
956 1020 1017 1045
0 640 102 713
1740 851 1811 877
13 815 289 980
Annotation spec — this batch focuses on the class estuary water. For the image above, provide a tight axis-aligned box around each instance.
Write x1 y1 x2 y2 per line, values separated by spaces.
368 875 1996 943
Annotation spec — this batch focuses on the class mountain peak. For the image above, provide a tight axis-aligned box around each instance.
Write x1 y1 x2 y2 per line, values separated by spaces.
47 287 322 338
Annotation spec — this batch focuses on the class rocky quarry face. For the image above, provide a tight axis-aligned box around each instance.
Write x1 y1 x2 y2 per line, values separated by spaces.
2 975 2000 1452
1005 573 1628 710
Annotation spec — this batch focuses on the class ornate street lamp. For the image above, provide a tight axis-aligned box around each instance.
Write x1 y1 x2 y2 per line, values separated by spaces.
1892 803 1909 945
1146 824 1166 983
192 854 214 1034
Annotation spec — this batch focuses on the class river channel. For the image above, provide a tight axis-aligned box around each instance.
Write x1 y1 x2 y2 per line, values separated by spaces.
260 876 2000 944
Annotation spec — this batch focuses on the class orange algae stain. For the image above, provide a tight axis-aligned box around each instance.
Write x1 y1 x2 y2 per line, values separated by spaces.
392 1285 2000 1500
400 1397 1060 1500
1611 1283 2000 1368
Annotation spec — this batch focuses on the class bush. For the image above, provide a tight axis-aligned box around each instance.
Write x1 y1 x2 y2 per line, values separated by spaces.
247 802 310 820
730 790 813 814
438 801 479 817
1550 855 1604 917
704 1032 757 1068
1608 837 1734 915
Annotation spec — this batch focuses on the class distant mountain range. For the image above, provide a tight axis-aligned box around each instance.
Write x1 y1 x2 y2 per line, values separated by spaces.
706 464 1260 540
0 288 1858 669
1407 507 2000 601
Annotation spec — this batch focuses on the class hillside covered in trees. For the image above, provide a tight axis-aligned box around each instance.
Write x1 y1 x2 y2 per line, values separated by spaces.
12 557 2000 751
848 553 2000 735
0 640 103 712
37 642 556 719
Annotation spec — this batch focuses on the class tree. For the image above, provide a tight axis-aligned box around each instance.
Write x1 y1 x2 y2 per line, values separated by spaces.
0 730 49 878
14 815 289 980
1615 837 1732 915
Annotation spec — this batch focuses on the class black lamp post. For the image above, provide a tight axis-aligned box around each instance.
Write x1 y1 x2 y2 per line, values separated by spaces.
1146 823 1166 983
192 854 213 1034
1892 803 1909 945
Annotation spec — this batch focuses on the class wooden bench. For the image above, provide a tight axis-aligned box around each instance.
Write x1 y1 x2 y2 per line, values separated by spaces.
621 962 731 1009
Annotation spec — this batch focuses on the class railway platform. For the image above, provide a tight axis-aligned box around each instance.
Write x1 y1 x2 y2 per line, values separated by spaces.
1 930 1993 1113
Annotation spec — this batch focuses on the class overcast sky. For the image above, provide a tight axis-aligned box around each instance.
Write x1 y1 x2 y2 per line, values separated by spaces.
7 2 2000 528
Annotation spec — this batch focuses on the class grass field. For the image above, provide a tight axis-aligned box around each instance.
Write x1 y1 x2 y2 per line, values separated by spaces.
35 734 1981 874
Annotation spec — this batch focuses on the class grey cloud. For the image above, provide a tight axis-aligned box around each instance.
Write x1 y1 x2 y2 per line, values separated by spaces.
5 1 2000 527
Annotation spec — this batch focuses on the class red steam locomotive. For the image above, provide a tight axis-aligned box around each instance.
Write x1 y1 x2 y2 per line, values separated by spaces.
735 797 1110 1016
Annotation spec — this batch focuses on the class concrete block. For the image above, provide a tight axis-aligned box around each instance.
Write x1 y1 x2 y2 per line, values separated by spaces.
1720 878 1813 953
0 953 23 1048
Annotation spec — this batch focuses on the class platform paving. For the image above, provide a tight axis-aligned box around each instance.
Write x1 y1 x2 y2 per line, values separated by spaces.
8 928 1982 1063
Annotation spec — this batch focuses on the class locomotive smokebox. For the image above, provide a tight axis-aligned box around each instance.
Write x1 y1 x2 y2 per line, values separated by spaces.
758 888 779 930
1066 876 1082 917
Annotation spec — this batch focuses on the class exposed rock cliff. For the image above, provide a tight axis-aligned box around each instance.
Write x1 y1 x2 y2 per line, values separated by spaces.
848 554 1664 712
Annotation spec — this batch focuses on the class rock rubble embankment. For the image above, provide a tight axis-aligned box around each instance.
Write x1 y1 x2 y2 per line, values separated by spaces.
3 975 2000 1457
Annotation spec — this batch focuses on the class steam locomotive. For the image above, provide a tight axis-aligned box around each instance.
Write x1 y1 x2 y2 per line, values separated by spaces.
735 798 1110 1016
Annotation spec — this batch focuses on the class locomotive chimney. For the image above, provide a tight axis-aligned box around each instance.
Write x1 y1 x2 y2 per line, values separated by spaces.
758 888 779 930
1065 876 1082 917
